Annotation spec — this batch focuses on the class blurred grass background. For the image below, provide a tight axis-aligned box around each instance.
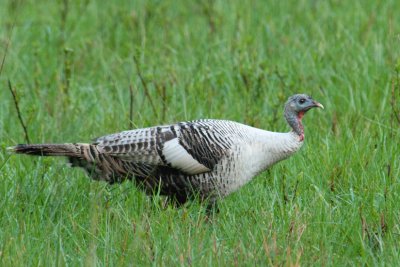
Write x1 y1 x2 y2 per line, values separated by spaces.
0 0 399 265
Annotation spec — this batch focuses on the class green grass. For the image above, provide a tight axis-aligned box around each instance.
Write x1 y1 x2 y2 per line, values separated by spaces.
1 0 400 265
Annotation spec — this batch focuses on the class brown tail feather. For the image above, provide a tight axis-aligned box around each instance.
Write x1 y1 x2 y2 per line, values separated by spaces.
7 143 84 157
8 143 129 183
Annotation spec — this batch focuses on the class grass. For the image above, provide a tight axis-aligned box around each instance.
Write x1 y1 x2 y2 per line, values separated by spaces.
0 0 399 265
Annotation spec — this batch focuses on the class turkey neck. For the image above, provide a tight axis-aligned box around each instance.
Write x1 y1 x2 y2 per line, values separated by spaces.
284 109 304 141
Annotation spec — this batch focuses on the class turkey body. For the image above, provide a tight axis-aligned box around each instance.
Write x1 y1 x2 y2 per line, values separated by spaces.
11 119 303 204
9 94 323 206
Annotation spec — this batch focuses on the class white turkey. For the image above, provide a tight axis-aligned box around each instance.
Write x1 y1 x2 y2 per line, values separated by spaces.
8 94 323 209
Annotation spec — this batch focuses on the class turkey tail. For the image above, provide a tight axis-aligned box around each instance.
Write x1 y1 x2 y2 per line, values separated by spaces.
7 143 125 183
7 143 85 157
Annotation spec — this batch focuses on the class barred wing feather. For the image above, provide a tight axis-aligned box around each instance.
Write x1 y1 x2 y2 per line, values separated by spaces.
94 120 235 175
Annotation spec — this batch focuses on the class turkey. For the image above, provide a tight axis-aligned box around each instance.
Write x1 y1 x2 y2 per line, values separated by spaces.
8 94 323 209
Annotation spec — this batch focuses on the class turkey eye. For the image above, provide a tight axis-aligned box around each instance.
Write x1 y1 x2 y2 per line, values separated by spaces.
299 98 306 104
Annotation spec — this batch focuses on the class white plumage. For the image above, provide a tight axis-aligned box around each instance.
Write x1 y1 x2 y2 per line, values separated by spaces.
162 138 211 174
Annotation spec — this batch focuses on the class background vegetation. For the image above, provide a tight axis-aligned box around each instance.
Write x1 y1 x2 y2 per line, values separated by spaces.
1 0 399 265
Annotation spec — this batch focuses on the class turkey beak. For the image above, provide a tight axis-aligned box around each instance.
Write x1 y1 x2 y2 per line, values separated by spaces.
312 101 324 109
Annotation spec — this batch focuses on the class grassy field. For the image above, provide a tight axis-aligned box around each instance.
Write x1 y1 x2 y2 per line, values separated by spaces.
1 0 399 265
